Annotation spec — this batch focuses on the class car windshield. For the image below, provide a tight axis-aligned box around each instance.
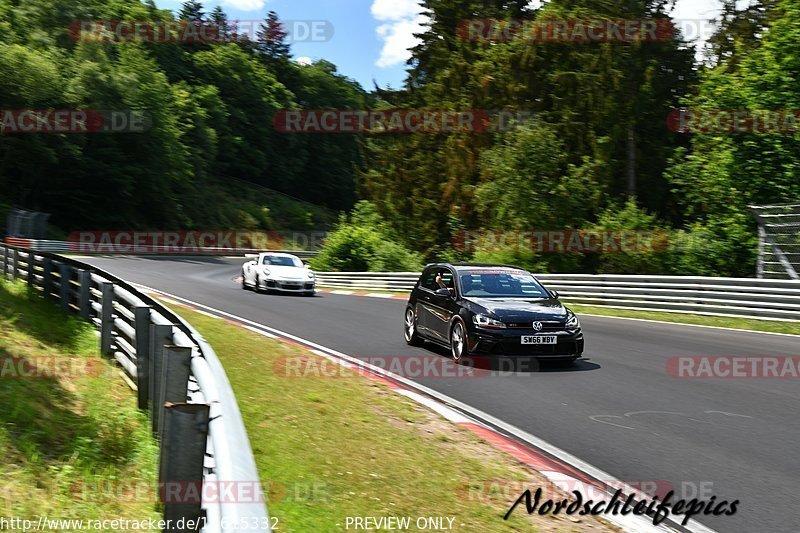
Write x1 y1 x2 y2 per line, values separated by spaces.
263 256 303 267
460 270 549 298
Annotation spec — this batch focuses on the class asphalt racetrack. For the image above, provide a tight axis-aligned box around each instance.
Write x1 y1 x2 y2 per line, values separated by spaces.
83 256 800 533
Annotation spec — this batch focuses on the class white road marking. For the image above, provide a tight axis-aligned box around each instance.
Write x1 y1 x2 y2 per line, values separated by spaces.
579 313 800 338
589 415 637 431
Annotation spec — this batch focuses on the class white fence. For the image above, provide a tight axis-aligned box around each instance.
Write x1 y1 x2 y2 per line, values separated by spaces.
315 271 800 322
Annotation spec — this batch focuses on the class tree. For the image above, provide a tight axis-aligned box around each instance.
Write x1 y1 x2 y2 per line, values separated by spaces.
178 0 205 22
209 5 235 43
256 11 291 60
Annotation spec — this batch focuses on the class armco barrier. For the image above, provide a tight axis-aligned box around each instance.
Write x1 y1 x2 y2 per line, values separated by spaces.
3 238 318 258
0 243 270 533
315 271 800 322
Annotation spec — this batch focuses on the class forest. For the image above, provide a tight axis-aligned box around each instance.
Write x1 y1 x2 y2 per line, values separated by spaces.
1 0 798 276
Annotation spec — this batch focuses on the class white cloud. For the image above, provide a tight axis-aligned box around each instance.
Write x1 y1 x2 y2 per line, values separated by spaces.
371 0 428 68
221 0 266 12
296 56 313 66
670 0 755 59
371 0 421 22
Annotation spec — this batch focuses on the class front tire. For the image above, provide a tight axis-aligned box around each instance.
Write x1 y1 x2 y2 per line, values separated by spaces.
404 307 422 346
242 272 249 290
450 320 467 362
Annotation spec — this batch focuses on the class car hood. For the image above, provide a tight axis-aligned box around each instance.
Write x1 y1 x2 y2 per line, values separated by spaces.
463 297 567 321
263 265 308 279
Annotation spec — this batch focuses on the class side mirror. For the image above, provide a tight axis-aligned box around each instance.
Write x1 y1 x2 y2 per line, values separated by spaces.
435 288 453 297
550 290 560 299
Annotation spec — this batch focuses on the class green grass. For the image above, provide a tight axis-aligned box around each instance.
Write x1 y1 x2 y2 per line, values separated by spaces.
566 303 800 335
0 279 159 528
164 302 616 533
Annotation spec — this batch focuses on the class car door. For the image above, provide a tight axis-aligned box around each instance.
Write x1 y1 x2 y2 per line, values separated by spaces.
414 267 439 336
425 267 458 342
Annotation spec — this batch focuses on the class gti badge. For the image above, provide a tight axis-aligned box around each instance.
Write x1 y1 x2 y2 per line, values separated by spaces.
532 321 543 331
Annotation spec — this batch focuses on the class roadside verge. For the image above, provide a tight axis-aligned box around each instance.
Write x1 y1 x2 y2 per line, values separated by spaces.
158 298 618 532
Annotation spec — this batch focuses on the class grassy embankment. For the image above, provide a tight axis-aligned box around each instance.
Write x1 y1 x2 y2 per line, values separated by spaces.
0 279 159 526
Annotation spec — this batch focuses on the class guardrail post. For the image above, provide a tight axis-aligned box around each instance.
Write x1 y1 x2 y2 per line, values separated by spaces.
134 306 152 411
58 264 72 312
78 270 91 319
157 346 193 441
159 403 210 532
150 324 174 433
2 246 8 279
99 282 114 355
41 257 53 298
11 249 19 280
27 254 35 289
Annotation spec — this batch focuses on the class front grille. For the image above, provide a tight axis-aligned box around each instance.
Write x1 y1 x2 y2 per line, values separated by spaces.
505 320 564 331
491 340 578 356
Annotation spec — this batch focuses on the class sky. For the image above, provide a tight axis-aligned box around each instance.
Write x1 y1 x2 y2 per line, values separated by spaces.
153 0 754 90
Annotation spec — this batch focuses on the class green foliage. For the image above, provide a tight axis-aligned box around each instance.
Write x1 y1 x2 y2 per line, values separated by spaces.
666 0 799 276
476 122 601 229
2 0 797 277
666 214 758 277
0 2 361 232
310 202 424 272
583 199 668 275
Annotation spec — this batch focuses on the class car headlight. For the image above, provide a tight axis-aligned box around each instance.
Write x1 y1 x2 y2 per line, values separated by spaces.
473 314 506 329
565 309 580 329
262 268 271 276
307 271 315 279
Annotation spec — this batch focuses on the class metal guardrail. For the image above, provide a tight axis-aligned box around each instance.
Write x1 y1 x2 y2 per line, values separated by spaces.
315 271 800 322
0 243 270 533
3 238 318 258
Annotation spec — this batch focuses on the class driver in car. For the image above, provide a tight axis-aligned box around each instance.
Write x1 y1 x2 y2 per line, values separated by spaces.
435 272 450 292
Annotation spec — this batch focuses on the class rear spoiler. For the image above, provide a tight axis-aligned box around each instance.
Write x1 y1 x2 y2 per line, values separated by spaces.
244 253 259 259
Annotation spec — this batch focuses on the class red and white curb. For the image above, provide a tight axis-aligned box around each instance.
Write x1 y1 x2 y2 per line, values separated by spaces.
145 286 714 533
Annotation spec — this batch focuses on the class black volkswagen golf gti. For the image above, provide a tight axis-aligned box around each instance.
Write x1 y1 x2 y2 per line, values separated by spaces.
404 263 584 363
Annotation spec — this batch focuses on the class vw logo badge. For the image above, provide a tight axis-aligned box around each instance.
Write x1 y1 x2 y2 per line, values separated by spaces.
532 321 543 331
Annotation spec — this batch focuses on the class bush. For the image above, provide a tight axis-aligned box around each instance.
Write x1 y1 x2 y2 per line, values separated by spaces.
666 213 758 277
583 199 670 274
310 202 424 272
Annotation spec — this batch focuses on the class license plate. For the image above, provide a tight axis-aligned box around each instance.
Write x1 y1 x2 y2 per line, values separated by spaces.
521 336 557 345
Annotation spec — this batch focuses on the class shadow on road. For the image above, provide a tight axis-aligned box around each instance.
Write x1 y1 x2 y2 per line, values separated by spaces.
420 342 600 373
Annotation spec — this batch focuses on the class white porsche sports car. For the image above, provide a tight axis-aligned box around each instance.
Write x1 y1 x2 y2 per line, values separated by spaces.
242 252 316 295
